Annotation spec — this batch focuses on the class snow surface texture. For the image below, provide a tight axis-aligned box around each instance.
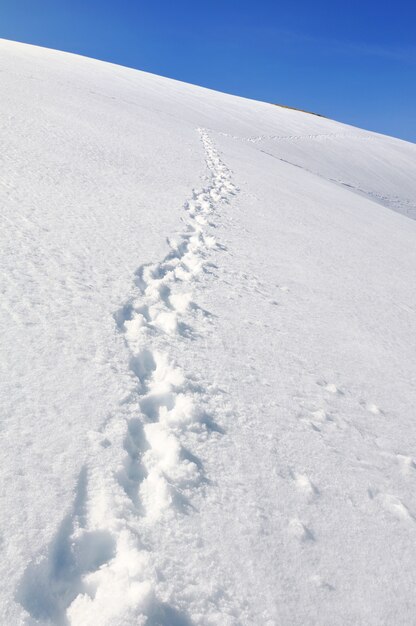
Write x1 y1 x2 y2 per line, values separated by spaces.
1 39 416 625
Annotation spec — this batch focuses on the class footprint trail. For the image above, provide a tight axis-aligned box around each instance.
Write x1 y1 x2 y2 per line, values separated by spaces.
17 129 238 625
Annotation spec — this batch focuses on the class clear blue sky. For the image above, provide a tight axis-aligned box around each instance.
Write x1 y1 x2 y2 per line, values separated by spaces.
1 0 415 142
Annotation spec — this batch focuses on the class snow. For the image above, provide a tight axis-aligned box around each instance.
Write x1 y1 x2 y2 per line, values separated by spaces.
1 37 416 625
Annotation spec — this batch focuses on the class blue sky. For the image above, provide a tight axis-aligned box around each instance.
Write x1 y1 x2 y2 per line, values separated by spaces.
1 0 415 142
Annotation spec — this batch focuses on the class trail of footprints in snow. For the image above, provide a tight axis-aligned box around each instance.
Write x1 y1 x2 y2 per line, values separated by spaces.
17 129 238 625
297 379 384 436
295 378 416 531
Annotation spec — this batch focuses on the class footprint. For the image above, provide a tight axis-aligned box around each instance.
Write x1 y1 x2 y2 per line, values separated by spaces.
297 407 338 433
368 488 414 521
382 494 413 521
360 400 383 415
129 349 157 384
169 291 193 313
288 518 315 542
292 471 319 502
310 575 335 591
316 379 344 395
117 417 147 508
396 454 416 475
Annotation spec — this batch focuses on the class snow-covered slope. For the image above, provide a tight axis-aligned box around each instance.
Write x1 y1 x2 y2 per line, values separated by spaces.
1 38 416 625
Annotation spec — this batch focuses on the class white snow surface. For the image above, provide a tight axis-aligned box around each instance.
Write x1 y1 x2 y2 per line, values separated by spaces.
1 39 416 625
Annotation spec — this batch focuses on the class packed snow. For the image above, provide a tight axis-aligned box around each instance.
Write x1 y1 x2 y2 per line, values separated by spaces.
1 38 416 625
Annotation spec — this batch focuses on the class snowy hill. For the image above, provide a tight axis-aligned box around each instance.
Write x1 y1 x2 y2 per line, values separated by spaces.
1 38 416 625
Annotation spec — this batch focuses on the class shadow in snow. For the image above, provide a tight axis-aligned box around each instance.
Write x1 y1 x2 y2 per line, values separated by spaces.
16 467 116 624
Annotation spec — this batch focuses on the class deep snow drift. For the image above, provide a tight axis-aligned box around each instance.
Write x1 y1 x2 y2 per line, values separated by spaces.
1 39 416 625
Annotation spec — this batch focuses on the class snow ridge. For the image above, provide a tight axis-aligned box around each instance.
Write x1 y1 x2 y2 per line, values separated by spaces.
17 130 238 625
